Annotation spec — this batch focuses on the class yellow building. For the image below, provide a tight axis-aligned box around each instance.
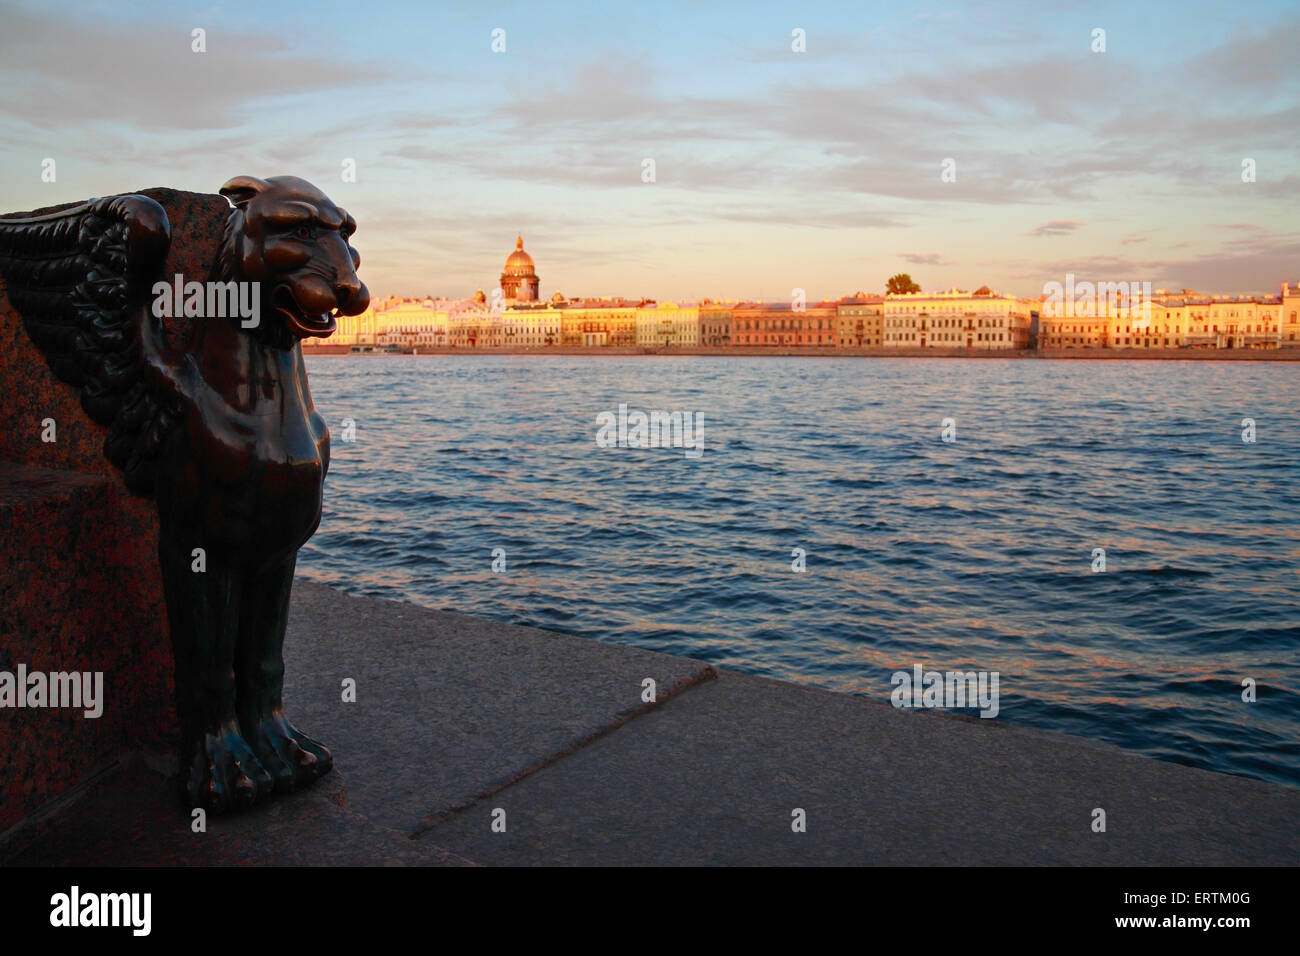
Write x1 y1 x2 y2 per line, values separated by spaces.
1039 311 1104 348
304 294 405 349
884 288 1030 349
375 298 449 348
635 302 700 347
320 302 376 347
501 305 562 348
561 299 639 347
1182 296 1280 349
1037 287 1180 348
1039 298 1111 348
1103 294 1188 349
1282 283 1300 347
836 295 884 347
445 301 495 348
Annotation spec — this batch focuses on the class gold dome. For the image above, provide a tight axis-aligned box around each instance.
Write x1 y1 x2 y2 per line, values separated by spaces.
500 235 540 301
503 235 535 276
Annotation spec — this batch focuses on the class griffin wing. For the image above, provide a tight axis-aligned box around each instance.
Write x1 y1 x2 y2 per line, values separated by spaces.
0 194 178 495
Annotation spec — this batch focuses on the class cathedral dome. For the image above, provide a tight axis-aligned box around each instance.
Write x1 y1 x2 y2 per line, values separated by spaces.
503 236 535 276
500 235 540 301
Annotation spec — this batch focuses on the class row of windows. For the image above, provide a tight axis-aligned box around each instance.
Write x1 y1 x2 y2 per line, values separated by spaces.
1048 323 1278 335
735 319 833 331
885 318 1008 328
882 333 1010 344
885 305 1010 314
1046 337 1180 347
734 335 836 344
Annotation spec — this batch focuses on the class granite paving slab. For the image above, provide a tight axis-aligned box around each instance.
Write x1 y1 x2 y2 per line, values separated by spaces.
283 580 716 832
414 670 1300 866
4 760 475 867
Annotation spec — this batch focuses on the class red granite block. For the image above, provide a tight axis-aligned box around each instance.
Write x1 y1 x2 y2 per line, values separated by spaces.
0 463 174 831
0 188 231 833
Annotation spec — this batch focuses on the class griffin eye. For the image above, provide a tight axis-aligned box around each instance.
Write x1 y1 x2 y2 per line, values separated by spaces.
295 225 313 240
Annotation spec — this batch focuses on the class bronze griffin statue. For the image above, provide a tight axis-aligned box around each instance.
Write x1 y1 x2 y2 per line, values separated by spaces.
0 176 368 812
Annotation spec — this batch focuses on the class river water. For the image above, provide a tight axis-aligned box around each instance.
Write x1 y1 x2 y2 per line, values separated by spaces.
297 355 1300 786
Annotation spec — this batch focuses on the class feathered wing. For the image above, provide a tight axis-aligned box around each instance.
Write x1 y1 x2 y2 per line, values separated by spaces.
0 194 179 495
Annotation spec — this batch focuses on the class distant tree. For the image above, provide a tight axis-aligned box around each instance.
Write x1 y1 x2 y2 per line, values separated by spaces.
887 273 921 294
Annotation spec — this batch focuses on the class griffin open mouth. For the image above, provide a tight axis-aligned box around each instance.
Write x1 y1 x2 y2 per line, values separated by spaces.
273 286 338 338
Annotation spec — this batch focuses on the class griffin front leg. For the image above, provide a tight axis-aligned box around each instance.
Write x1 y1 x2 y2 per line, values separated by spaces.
235 553 333 793
159 533 274 812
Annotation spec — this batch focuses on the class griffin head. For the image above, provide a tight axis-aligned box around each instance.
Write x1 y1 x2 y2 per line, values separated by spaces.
217 175 370 342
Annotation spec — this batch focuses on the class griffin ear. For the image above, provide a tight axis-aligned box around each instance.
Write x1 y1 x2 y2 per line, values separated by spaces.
219 175 270 209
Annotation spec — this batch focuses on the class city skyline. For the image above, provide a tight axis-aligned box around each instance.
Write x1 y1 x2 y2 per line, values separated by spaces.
1 0 1297 300
322 244 1300 352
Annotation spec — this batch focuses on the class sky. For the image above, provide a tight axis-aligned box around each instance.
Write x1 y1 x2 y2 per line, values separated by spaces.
0 0 1297 301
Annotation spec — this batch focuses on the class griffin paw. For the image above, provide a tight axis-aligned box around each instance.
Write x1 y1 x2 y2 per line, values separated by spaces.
185 720 274 813
241 710 333 793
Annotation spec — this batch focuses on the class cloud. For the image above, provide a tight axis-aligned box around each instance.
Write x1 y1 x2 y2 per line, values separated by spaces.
0 3 394 131
1031 220 1085 237
1182 20 1300 90
1032 228 1300 295
2 1 1296 299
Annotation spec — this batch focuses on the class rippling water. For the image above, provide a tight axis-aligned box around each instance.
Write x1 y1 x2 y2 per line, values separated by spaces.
297 355 1300 787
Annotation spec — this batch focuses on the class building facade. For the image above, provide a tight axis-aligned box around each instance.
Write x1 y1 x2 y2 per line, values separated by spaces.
560 299 639 347
1039 288 1285 350
883 288 1031 350
635 302 700 347
320 302 377 347
836 295 884 347
1283 283 1300 347
1040 293 1151 349
1181 298 1271 349
501 304 563 348
374 299 449 348
731 301 838 346
699 303 734 346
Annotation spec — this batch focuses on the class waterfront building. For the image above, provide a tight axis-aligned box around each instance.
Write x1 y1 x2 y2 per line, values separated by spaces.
1038 292 1115 349
1140 298 1191 348
447 308 478 347
1074 294 1177 349
635 301 700 347
836 295 884 347
699 301 734 346
500 236 540 302
883 288 1030 349
561 299 639 346
1179 295 1279 349
732 302 783 346
1180 298 1213 348
1259 298 1283 349
1011 299 1037 349
480 311 505 348
442 298 496 348
1038 311 1100 348
731 300 838 346
501 303 563 347
374 298 450 349
308 300 376 348
1283 283 1300 347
